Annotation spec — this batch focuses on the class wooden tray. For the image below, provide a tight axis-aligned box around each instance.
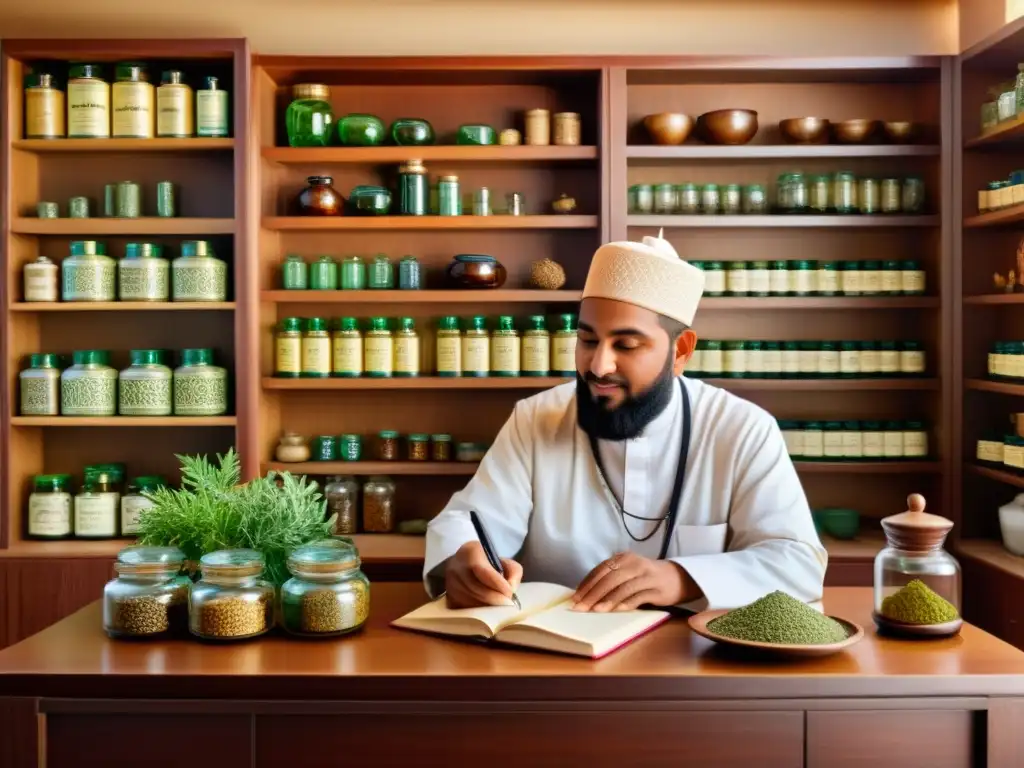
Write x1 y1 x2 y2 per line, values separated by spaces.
688 609 865 658
872 611 963 638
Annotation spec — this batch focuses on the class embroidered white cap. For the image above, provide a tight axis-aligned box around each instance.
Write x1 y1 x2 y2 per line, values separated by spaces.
581 229 705 326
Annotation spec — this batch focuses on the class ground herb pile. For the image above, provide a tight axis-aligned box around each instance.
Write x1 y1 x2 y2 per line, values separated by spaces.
880 579 959 625
707 590 849 645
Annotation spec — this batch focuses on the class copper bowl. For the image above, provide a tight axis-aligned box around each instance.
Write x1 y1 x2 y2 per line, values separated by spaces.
883 121 918 143
779 117 830 144
642 112 694 145
832 119 880 144
697 109 758 145
446 254 507 289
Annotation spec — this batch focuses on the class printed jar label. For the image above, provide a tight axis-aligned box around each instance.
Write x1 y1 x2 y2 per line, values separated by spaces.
860 350 880 373
903 432 928 457
723 350 746 374
1006 445 1024 470
686 350 703 374
364 337 394 375
883 431 904 458
789 270 813 294
462 337 490 374
332 337 362 375
900 351 926 374
491 336 521 373
879 351 899 374
781 349 800 375
881 271 902 294
28 494 71 536
522 337 550 373
275 337 301 375
798 350 818 374
840 351 860 375
761 349 782 375
112 81 154 138
395 337 421 374
436 337 462 375
782 430 804 457
769 270 789 294
121 496 155 535
75 494 118 536
842 433 864 458
26 89 64 138
301 337 331 375
863 433 885 457
703 271 726 294
701 350 723 375
817 269 839 294
802 431 824 458
841 271 862 294
24 267 58 302
862 271 882 294
196 90 229 136
552 336 577 373
978 440 1004 463
726 270 749 294
749 268 770 294
157 87 192 136
902 271 926 293
818 350 840 374
746 350 765 375
68 81 110 137
823 432 844 458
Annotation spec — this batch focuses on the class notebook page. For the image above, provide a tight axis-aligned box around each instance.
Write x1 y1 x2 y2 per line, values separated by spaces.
504 600 669 655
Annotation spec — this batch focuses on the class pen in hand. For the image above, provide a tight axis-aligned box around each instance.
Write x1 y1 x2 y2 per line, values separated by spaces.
469 509 522 611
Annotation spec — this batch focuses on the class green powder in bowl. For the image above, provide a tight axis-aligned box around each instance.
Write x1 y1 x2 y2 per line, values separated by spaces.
707 590 850 645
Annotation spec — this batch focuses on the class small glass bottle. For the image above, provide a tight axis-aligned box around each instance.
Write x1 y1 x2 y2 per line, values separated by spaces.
280 539 370 637
376 431 399 461
63 240 115 302
364 317 394 377
900 340 926 376
27 474 73 539
789 173 809 212
769 261 790 295
120 476 166 536
363 476 397 533
702 261 727 296
302 318 332 378
552 313 578 377
341 256 366 290
901 260 926 295
23 256 59 302
398 255 422 290
67 63 110 139
901 177 925 214
196 76 230 138
721 184 742 215
331 318 362 377
368 254 394 289
833 172 858 213
62 350 117 416
25 72 65 139
781 341 800 378
726 261 750 296
309 255 339 291
722 341 747 378
801 421 824 460
522 315 551 376
75 471 119 538
432 434 453 461
462 316 490 377
436 316 462 376
862 421 885 459
701 340 724 377
491 316 521 377
394 317 421 377
119 242 170 302
189 549 275 641
817 262 840 296
275 317 303 378
325 475 360 536
20 353 61 416
678 184 701 214
762 341 782 378
119 349 173 416
632 184 654 214
286 84 333 147
103 545 190 639
157 70 194 138
112 62 154 139
438 174 461 216
173 348 228 416
282 254 308 290
841 261 862 296
172 240 227 302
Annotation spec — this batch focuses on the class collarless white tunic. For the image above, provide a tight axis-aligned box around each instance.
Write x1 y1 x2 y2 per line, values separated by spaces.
423 376 827 611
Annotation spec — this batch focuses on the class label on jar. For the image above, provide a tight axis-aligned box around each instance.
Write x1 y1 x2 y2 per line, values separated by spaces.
841 270 862 295
28 492 72 537
782 348 801 376
67 80 110 137
817 268 840 294
782 428 804 457
860 349 880 374
789 269 813 294
157 85 193 136
275 336 301 375
840 350 860 376
798 349 818 375
704 270 726 294
723 349 746 374
24 266 58 302
879 350 899 374
988 352 1000 377
979 189 990 211
332 336 362 375
462 336 490 375
900 350 926 374
726 269 749 294
301 336 331 375
491 335 521 374
1006 444 1024 470
121 495 155 535
762 348 782 375
883 430 904 458
802 430 824 458
436 336 462 375
75 493 118 536
686 349 703 375
749 267 770 294
112 81 154 138
26 89 64 138
769 269 789 295
842 431 864 458
522 336 550 374
978 440 1004 463
881 270 902 294
823 431 844 458
552 335 577 374
196 90 229 136
818 349 840 375
364 336 394 375
902 270 925 293
395 336 421 375
702 349 723 375
861 269 882 294
903 430 928 458
746 349 765 376
862 432 885 457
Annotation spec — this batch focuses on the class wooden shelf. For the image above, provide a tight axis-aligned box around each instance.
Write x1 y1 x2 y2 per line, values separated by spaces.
963 294 1024 305
627 144 940 160
965 379 1024 396
12 218 235 236
264 215 597 231
10 302 235 312
968 464 1024 489
964 204 1024 228
263 376 571 391
628 214 939 229
262 146 598 163
13 138 235 153
957 540 1024 580
964 115 1024 149
263 461 476 476
820 531 885 560
796 461 942 474
10 417 237 427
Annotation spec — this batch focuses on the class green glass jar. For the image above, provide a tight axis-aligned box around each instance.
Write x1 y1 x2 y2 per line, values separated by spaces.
742 184 767 214
438 174 461 216
102 546 190 639
822 421 845 460
722 184 742 215
119 243 169 301
399 160 429 216
63 240 115 302
309 255 339 291
722 341 747 378
816 261 840 296
881 260 902 294
337 113 385 147
745 341 764 378
313 436 338 462
632 184 654 214
280 539 370 638
61 350 117 416
775 173 793 212
19 353 61 416
881 178 902 214
286 84 334 147
778 419 804 458
173 348 228 416
833 172 858 213
861 420 885 459
302 318 332 378
859 177 880 214
726 261 749 296
762 341 782 378
700 183 720 214
789 260 816 296
491 316 520 376
808 175 831 213
172 240 227 302
702 261 726 296
861 260 883 295
363 317 394 377
701 340 723 377
654 183 677 215
119 349 172 416
769 261 789 295
551 315 577 377
281 254 308 290
462 316 490 377
801 421 824 461
275 317 302 378
1005 435 1024 471
748 261 770 296
839 341 860 378
368 254 394 289
341 256 366 290
436 316 462 377
677 183 700 214
900 260 925 295
818 341 840 377
879 341 900 376
840 261 862 296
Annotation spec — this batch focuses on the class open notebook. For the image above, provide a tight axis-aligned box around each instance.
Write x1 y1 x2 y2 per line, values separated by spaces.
391 582 671 659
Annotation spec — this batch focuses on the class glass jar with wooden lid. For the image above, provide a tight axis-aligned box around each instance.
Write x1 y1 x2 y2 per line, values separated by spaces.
189 549 275 641
103 546 190 640
280 539 370 637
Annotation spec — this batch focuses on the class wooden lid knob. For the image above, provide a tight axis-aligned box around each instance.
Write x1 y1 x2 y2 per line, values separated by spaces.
880 493 953 551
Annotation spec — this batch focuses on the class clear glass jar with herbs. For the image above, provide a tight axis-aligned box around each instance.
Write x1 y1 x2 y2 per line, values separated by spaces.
363 476 397 533
309 255 338 290
325 475 360 535
880 178 902 214
858 178 880 214
281 254 308 290
833 172 858 214
654 184 677 215
280 539 370 638
103 546 190 639
700 184 720 214
189 549 275 641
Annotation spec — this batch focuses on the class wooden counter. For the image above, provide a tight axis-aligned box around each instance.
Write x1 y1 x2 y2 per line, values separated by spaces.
2 583 1024 768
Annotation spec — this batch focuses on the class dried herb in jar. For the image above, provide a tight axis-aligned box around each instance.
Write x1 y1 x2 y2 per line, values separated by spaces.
377 431 399 461
880 579 958 625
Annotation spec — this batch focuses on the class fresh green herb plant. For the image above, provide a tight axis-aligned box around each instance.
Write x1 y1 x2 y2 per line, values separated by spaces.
136 448 335 585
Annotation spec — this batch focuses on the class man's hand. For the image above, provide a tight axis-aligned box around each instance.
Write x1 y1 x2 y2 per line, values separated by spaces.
444 540 523 609
572 552 694 612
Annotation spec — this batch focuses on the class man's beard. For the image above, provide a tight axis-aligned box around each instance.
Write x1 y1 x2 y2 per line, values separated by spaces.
576 358 677 441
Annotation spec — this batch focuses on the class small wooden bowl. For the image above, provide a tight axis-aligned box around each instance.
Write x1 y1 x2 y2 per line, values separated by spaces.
832 119 880 144
883 121 918 143
688 609 864 658
698 109 759 145
779 117 830 144
643 112 694 145
872 611 962 639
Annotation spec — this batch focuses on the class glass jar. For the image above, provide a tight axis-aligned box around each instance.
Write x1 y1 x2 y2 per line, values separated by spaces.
112 62 154 139
67 63 110 138
309 255 338 290
769 261 789 295
833 172 858 214
280 539 370 637
282 254 308 290
297 175 342 216
398 255 422 290
822 421 844 460
157 70 193 137
189 549 275 641
119 242 169 301
631 184 654 214
789 260 816 296
62 349 116 416
363 475 396 533
341 256 366 290
860 341 881 376
25 72 65 139
678 184 700 214
701 340 723 377
881 178 902 214
520 315 548 376
742 184 767 214
862 421 884 459
722 341 747 378
173 348 228 416
27 473 73 539
856 178 878 214
839 341 860 377
119 349 172 416
120 476 165 536
462 315 490 377
394 317 421 377
798 341 820 377
818 341 840 377
324 475 359 535
364 317 394 377
654 184 677 215
900 340 926 375
802 421 824 460
20 353 61 416
377 431 400 461
883 420 905 458
436 316 462 376
726 261 749 296
196 75 230 138
172 240 227 302
902 177 925 213
721 184 742 215
879 341 900 376
903 420 929 458
880 260 902 294
63 240 115 302
841 420 864 460
781 341 801 378
328 317 361 377
408 434 430 461
431 434 453 461
368 254 394 289
302 318 332 378
275 317 303 378
873 494 961 636
748 261 770 296
901 260 926 295
789 173 808 212
286 83 334 147
745 341 765 378
762 341 782 378
775 173 793 212
490 315 520 376
313 436 338 462
817 261 840 296
861 260 883 295
438 174 461 216
103 546 190 639
808 175 831 213
75 470 119 538
700 184 720 214
701 261 726 296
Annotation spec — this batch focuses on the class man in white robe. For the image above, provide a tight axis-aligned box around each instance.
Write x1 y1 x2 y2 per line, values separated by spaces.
423 233 827 612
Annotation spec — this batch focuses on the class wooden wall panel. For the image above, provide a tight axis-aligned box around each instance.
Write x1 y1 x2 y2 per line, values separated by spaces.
963 556 1024 650
0 698 39 768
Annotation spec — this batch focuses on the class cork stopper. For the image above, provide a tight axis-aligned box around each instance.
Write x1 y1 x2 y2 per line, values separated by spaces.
880 494 953 552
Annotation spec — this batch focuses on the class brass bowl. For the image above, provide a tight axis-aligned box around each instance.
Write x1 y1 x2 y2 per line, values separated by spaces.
642 112 694 145
883 121 918 143
832 119 880 144
779 117 830 144
698 109 759 145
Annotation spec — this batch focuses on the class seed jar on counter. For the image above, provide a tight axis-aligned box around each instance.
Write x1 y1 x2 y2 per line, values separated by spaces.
103 546 190 640
279 539 370 638
189 549 275 641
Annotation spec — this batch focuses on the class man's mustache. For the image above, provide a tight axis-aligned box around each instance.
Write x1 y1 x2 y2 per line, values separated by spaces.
583 372 628 387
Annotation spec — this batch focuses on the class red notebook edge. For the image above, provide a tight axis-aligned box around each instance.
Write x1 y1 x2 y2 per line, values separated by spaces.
590 610 673 660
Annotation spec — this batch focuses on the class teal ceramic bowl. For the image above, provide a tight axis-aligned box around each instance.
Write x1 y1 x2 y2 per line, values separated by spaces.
348 185 392 216
814 508 860 540
456 124 496 145
391 118 435 146
337 113 386 146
